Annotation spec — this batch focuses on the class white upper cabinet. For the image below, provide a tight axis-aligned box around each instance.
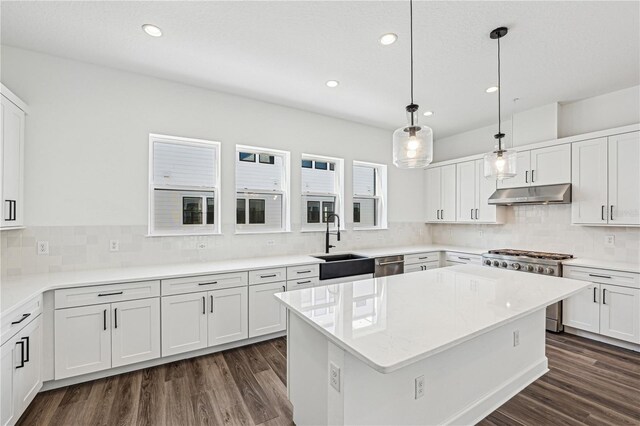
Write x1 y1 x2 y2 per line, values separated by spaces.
572 131 639 226
607 132 640 226
425 165 455 222
455 160 503 224
498 145 570 189
1 91 26 229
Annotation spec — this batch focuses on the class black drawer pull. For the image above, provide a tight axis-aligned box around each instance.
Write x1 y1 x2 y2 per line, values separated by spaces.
588 274 611 279
457 257 471 261
11 313 31 325
297 280 312 285
16 341 25 369
22 337 30 362
98 291 123 297
260 274 277 278
199 281 218 286
296 270 311 274
418 257 429 260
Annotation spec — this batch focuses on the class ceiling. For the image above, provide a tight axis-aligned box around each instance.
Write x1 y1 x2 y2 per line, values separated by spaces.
2 1 638 138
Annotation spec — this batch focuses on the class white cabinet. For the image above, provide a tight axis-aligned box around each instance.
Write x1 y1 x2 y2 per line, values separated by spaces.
1 315 41 426
249 282 287 338
1 89 27 229
54 304 112 379
111 298 161 368
456 160 503 224
161 292 208 356
498 145 570 189
208 286 248 347
563 266 639 344
405 262 439 274
572 132 640 226
162 287 248 357
425 165 455 222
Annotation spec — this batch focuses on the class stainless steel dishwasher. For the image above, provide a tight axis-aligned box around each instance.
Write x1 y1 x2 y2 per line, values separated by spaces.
374 255 404 277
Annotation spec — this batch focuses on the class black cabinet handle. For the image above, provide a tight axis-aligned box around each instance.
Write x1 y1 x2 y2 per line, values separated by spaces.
210 295 214 313
296 270 311 274
525 171 528 183
602 289 607 305
282 285 286 292
98 291 123 297
471 209 473 220
103 309 107 330
441 210 444 219
114 308 118 329
610 205 614 221
202 296 206 315
199 281 218 286
475 209 479 220
593 287 597 303
436 210 440 220
21 337 30 362
458 257 471 261
5 200 16 221
260 274 277 278
16 341 25 369
296 280 311 285
11 313 30 325
589 273 611 279
531 170 535 183
601 205 606 221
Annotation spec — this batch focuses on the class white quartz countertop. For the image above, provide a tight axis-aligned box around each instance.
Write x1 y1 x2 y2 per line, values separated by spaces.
275 265 589 374
1 255 322 313
563 258 640 274
351 244 486 258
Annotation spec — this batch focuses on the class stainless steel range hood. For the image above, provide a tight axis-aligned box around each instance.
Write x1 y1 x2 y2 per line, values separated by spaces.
488 183 571 205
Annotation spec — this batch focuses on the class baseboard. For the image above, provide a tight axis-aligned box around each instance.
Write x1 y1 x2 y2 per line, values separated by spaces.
41 331 285 391
563 327 640 352
445 358 549 426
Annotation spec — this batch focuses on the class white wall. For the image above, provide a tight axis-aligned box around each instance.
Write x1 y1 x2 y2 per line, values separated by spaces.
0 46 425 228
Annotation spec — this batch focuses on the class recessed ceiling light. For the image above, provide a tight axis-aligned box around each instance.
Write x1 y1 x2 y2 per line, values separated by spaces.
379 33 398 46
142 24 163 37
326 80 339 88
486 86 498 93
423 111 434 117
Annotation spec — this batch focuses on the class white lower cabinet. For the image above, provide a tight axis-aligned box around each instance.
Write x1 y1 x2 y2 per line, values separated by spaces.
55 296 161 379
1 315 42 426
161 287 248 357
111 298 160 368
563 266 640 345
208 287 248 347
405 262 439 274
249 282 287 338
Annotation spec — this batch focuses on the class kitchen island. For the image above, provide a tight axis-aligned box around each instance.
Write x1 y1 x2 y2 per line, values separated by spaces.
275 265 589 425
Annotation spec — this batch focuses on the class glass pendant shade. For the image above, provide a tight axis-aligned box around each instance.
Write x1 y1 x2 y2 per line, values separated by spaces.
483 147 517 180
393 108 433 169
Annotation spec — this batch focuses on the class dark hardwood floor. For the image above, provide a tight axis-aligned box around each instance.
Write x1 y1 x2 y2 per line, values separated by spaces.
18 333 640 425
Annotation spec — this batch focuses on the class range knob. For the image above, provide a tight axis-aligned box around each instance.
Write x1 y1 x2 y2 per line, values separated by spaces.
546 267 555 275
526 265 534 272
484 259 492 266
500 261 508 268
511 263 521 270
536 266 544 273
493 260 500 267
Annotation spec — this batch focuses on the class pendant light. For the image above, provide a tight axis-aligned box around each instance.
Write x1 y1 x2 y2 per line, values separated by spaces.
392 0 433 169
483 27 517 180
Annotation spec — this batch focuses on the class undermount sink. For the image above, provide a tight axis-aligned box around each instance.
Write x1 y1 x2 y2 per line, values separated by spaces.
313 253 375 280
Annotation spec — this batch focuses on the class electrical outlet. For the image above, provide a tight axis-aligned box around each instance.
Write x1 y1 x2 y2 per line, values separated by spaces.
479 229 484 238
266 240 276 246
329 363 340 392
197 242 207 250
604 235 615 247
513 330 520 347
415 375 425 399
37 241 49 255
109 240 120 252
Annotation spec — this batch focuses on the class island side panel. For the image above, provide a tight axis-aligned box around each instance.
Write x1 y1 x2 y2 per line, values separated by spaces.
342 309 548 425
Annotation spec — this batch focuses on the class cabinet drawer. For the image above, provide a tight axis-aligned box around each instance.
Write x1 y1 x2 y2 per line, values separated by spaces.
162 272 248 296
563 266 639 289
405 252 440 265
287 264 319 280
1 295 42 345
445 252 482 265
54 281 160 309
286 277 320 290
249 267 287 285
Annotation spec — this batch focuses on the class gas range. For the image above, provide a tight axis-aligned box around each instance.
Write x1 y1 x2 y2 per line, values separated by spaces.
481 249 573 277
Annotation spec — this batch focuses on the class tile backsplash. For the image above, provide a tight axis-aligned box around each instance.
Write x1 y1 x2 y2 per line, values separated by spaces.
431 205 640 263
1 222 427 276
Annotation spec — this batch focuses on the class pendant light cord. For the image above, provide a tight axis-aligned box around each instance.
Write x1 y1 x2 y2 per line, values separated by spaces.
497 34 502 151
410 0 414 106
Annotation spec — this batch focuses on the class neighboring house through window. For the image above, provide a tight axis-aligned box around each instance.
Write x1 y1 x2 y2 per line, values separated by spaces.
301 154 344 231
353 161 387 229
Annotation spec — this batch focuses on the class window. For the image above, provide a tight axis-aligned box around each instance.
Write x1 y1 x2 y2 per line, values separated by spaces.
301 155 344 231
353 161 387 229
236 145 290 233
148 134 221 236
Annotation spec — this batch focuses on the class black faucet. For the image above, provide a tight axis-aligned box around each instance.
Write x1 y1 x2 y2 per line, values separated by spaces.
325 213 341 254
